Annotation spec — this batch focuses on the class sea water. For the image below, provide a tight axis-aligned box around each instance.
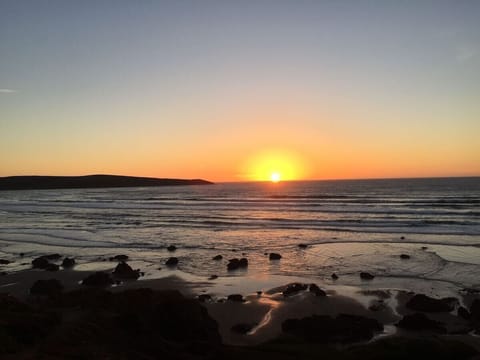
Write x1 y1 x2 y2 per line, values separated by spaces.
0 177 479 292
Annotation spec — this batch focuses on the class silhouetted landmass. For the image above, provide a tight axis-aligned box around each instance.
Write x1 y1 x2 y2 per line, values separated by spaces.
0 175 213 191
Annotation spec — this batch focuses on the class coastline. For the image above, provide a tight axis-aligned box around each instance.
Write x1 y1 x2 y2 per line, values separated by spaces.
2 254 480 358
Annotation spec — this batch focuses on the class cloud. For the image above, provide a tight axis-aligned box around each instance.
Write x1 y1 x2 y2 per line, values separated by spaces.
0 88 18 93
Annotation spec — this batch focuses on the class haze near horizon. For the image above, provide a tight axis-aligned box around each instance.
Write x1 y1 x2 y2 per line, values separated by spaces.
1 1 479 182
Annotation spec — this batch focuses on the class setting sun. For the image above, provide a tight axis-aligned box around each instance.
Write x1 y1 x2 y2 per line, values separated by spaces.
270 172 281 183
242 149 310 182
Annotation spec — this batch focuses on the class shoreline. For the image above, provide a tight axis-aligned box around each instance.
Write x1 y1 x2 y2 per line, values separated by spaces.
2 255 480 355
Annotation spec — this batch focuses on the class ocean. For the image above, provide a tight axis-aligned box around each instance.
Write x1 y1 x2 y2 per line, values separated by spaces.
1 177 479 293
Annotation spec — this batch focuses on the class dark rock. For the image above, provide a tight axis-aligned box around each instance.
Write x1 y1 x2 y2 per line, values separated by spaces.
360 272 375 280
400 254 410 259
20 252 24 257
227 258 248 271
282 313 383 343
113 262 140 279
0 259 10 265
32 256 50 269
298 243 308 249
45 263 59 272
457 306 471 320
212 255 223 260
231 323 256 334
269 253 282 260
470 299 480 321
331 273 339 280
227 294 244 302
406 294 457 312
283 283 308 296
82 272 114 287
396 313 446 333
400 236 405 240
256 291 262 296
208 275 218 280
166 257 179 266
309 283 327 297
30 279 63 296
421 246 428 250
198 294 212 302
111 254 129 262
61 257 75 268
167 245 177 252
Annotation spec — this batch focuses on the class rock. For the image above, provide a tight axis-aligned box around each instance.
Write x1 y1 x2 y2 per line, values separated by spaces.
298 244 308 249
309 283 327 297
113 262 140 279
167 245 177 252
208 275 218 280
269 253 282 260
20 252 24 257
396 313 446 333
82 272 114 287
212 255 223 260
421 246 428 250
231 323 256 334
198 294 212 302
227 294 244 302
166 257 179 266
1 271 7 276
369 300 387 312
32 256 50 269
360 272 375 280
458 306 471 320
111 255 129 262
45 263 59 272
400 254 410 259
406 294 457 312
30 279 63 296
331 273 339 280
282 314 383 343
400 236 405 240
470 299 480 321
283 283 308 296
61 257 75 268
256 291 262 296
227 258 248 271
0 259 10 265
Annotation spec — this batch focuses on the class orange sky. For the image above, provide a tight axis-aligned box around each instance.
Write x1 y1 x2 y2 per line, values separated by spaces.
1 2 479 182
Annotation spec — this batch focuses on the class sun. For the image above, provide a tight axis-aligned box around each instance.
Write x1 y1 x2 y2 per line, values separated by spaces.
270 172 281 183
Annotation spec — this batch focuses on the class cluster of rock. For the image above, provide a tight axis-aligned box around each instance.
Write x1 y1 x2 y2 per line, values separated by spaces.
227 258 248 271
282 283 327 297
31 254 76 272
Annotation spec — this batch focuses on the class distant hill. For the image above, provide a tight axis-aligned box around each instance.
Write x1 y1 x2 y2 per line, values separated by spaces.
0 175 214 191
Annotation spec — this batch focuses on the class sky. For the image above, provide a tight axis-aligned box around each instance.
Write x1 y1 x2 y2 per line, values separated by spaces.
1 0 479 182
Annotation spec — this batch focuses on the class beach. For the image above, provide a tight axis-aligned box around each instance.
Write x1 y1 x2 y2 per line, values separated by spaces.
1 178 479 357
1 251 480 358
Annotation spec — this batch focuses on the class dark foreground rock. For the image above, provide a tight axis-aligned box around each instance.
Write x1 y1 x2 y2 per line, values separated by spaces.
30 279 64 296
113 262 140 279
82 272 114 287
231 323 256 334
400 254 411 259
360 272 375 280
111 254 129 262
166 257 179 266
61 257 75 268
227 258 248 271
269 253 282 260
227 294 244 302
406 294 457 312
283 283 308 297
309 283 327 297
212 255 223 260
0 259 10 265
282 313 383 343
167 245 177 252
396 313 447 333
0 288 220 359
32 256 50 269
